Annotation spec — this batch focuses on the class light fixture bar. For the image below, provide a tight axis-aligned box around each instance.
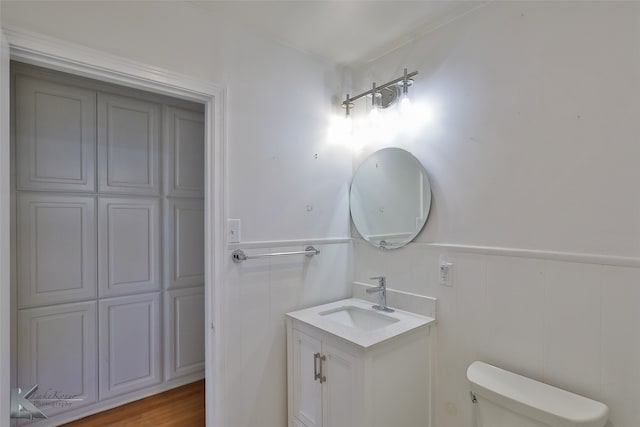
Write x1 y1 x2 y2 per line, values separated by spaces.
342 70 418 107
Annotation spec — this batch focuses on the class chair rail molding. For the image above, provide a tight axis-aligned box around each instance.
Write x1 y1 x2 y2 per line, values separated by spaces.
1 27 226 427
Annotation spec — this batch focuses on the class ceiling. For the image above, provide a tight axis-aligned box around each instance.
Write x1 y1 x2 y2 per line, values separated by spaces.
191 1 483 65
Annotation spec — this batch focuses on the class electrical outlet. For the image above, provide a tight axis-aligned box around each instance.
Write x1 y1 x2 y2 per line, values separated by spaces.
227 219 241 243
439 260 453 286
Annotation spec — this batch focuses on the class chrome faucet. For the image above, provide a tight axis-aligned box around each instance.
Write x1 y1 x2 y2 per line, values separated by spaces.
366 276 394 312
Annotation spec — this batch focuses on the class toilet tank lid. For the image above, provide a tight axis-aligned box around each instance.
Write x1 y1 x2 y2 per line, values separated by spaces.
467 361 608 427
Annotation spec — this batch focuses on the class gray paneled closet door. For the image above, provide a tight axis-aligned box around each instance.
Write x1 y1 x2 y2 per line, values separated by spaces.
13 65 205 423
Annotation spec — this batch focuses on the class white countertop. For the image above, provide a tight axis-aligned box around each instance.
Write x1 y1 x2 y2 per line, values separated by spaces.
285 298 435 349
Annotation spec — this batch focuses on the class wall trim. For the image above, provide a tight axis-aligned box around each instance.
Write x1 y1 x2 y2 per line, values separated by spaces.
3 27 220 101
354 238 640 268
2 27 225 427
430 243 640 268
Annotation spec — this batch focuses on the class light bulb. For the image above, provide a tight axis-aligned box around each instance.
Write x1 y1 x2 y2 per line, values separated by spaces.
399 95 412 113
327 113 354 147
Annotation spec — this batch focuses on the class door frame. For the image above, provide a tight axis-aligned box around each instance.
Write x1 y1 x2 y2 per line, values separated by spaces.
0 28 225 427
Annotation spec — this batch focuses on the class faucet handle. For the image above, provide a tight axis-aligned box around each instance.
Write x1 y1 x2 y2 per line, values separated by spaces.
369 276 386 286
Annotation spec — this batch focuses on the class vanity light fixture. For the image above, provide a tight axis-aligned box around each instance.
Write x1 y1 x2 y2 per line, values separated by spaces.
341 68 417 116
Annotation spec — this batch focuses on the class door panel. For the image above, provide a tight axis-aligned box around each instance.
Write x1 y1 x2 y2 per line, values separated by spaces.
98 197 160 297
322 341 358 427
15 76 96 192
18 301 98 416
165 107 204 197
165 198 204 289
165 287 205 380
17 193 97 308
99 293 161 399
292 329 322 427
97 93 160 195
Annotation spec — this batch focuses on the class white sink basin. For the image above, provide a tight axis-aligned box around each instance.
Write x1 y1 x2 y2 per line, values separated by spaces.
319 306 399 331
286 298 435 348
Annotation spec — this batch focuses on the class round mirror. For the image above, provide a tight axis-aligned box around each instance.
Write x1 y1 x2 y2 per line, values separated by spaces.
350 148 431 249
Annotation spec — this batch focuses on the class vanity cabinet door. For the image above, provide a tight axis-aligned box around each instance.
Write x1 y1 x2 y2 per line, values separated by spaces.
291 329 322 427
321 341 360 427
290 327 362 427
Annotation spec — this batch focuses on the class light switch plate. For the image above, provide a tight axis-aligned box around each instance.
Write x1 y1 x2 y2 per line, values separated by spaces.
227 218 241 243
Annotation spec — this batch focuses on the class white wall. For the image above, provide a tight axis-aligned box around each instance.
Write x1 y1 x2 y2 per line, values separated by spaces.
0 0 353 240
13 2 640 427
354 1 640 257
352 2 640 427
1 2 353 426
1 2 224 82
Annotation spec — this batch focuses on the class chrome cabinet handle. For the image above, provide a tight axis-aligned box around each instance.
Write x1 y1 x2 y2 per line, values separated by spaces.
319 354 326 383
314 353 321 381
313 352 327 383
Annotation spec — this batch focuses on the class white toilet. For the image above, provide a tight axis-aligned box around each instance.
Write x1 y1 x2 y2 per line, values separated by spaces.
467 361 609 427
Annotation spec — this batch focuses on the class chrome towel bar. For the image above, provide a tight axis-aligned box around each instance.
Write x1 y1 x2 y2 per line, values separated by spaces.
232 246 320 263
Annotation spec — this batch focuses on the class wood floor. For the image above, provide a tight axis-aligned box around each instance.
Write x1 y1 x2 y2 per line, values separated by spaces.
60 380 205 427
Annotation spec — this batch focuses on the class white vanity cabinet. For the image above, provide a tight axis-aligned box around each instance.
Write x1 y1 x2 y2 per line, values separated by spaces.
286 302 433 427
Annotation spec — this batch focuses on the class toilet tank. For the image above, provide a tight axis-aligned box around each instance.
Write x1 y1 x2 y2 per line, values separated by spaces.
467 361 608 427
